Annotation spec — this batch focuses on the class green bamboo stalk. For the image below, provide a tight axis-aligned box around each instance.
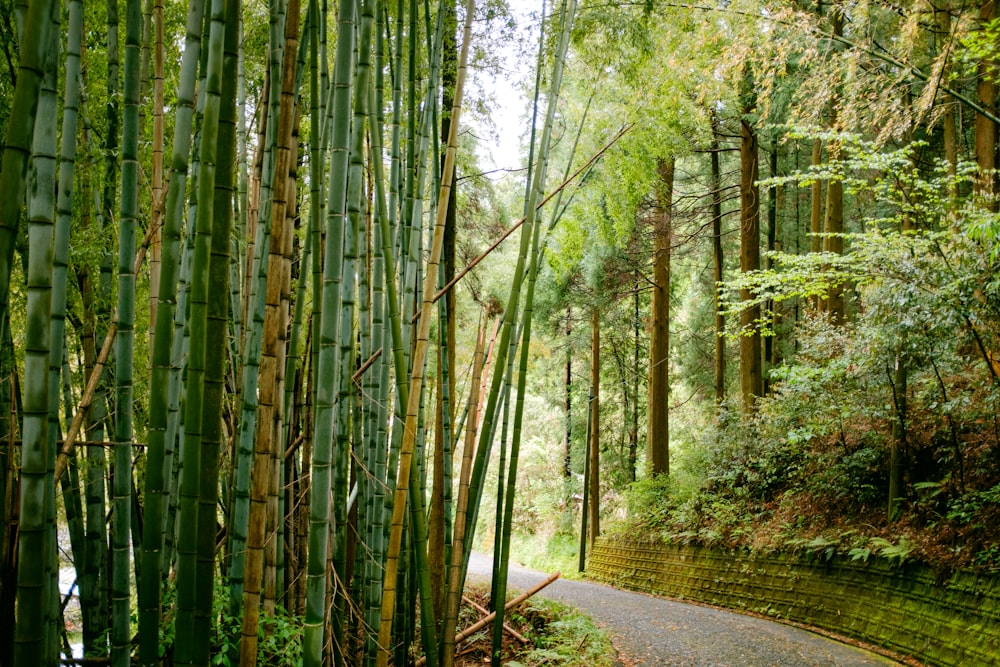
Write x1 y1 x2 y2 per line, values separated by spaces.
194 0 238 654
14 5 58 661
441 318 487 667
137 0 207 656
110 0 142 662
41 16 61 660
232 16 248 352
492 161 550 667
79 152 109 657
0 0 56 348
303 0 354 662
328 4 376 662
458 0 577 613
59 359 86 588
378 4 475 665
273 24 314 610
51 0 85 657
486 27 545 594
388 0 404 233
162 216 198 578
173 0 228 657
227 0 285 617
147 0 166 360
364 69 392 667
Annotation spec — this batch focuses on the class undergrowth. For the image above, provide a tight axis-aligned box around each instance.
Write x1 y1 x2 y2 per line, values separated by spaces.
455 585 616 667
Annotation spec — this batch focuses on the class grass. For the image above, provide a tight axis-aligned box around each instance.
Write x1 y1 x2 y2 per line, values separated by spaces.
508 530 586 580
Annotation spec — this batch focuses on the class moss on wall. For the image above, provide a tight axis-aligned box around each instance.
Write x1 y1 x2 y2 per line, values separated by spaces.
587 538 1000 667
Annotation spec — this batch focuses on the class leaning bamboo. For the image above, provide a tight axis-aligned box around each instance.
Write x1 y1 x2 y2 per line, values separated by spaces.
376 3 476 665
54 217 165 485
463 596 527 644
493 5 578 660
424 123 633 312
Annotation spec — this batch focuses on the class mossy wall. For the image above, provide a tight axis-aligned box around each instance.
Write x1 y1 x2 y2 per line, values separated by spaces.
587 537 1000 666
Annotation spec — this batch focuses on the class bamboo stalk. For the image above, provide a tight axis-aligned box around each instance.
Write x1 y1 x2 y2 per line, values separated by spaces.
377 4 476 666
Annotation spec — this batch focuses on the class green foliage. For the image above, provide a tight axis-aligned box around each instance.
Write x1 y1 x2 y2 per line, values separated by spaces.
510 530 581 580
155 581 302 667
598 130 1000 571
517 598 617 667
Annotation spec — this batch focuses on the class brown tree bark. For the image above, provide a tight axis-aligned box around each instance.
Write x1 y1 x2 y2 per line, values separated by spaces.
809 138 823 311
823 9 845 322
564 307 572 479
589 308 600 549
711 122 726 406
975 0 998 204
764 137 779 394
647 157 673 476
938 4 958 201
739 105 763 412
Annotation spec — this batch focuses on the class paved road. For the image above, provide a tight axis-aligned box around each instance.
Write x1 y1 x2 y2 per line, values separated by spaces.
466 552 901 667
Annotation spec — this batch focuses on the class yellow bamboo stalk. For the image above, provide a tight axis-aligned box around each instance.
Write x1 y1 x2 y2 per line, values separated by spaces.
376 3 476 664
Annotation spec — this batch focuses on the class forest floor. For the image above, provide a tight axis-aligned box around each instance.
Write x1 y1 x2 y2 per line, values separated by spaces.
465 551 904 666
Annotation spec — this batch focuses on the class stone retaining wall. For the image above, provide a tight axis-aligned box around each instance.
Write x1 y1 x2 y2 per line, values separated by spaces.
587 537 1000 666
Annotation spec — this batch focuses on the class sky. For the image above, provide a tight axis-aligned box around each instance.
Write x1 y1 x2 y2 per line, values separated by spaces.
470 0 541 175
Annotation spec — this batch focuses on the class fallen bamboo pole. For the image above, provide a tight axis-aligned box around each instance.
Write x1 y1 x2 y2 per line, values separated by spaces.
463 595 528 644
416 571 561 667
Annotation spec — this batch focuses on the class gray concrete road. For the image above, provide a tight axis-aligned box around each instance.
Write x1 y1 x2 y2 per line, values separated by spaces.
466 552 902 667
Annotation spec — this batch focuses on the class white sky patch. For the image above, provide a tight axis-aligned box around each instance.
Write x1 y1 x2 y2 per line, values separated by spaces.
471 0 541 176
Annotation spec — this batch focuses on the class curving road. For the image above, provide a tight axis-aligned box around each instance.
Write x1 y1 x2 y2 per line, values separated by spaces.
466 552 901 666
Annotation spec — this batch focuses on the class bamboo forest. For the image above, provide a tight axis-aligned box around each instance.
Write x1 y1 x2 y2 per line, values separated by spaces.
1 0 999 662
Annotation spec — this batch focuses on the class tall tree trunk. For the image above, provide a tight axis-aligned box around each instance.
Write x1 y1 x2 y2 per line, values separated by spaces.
647 157 672 476
739 97 763 411
630 289 638 481
809 138 823 311
711 120 725 406
565 307 573 479
975 0 998 204
938 4 958 206
888 353 907 522
764 136 779 393
823 9 845 321
588 308 600 548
